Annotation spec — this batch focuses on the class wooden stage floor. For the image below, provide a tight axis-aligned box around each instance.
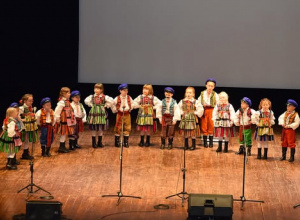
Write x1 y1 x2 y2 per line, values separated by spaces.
1 127 300 220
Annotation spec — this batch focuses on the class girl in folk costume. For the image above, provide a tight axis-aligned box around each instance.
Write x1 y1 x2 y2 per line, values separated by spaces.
156 87 181 150
71 90 86 149
84 83 114 148
234 97 256 156
133 84 161 147
111 84 134 148
19 94 39 160
278 99 300 162
0 107 23 170
252 98 275 160
198 78 219 148
54 87 76 153
178 87 203 150
36 97 56 157
212 92 235 153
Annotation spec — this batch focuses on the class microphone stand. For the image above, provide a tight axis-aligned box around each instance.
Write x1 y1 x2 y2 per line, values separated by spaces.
234 108 264 209
18 108 52 200
166 137 188 207
102 107 141 205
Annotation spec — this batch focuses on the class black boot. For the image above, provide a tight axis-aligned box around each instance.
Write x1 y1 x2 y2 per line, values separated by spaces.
190 138 196 150
168 138 173 150
12 154 20 165
257 148 262 159
124 136 129 148
41 146 47 157
74 139 81 149
288 148 295 162
223 141 229 153
97 136 104 147
209 136 214 148
58 142 69 153
184 138 189 150
139 136 144 147
280 147 287 161
216 141 222 152
45 147 51 157
145 135 150 147
92 136 97 148
236 145 244 155
160 138 165 149
263 148 268 160
115 136 120 147
247 146 252 156
203 135 208 148
21 149 34 160
69 139 75 151
6 158 17 170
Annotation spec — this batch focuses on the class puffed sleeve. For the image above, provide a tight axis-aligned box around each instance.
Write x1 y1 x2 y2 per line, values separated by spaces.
278 112 285 126
212 105 218 123
229 104 236 125
288 113 300 130
178 100 184 116
7 121 16 137
215 92 220 105
155 101 163 121
54 100 65 123
35 110 41 126
82 105 87 123
195 100 204 118
84 95 93 107
234 110 241 126
250 109 256 123
104 95 114 108
111 97 118 114
19 106 24 118
132 95 141 109
270 110 276 125
173 101 181 122
251 111 260 125
153 96 161 110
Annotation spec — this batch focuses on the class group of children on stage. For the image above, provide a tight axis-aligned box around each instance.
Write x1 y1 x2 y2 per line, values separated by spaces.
0 78 299 170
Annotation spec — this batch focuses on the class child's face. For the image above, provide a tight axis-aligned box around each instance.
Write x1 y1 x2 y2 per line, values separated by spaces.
185 89 194 99
64 91 71 99
94 88 102 95
219 94 227 104
43 102 52 111
261 101 270 111
165 91 173 98
241 102 248 109
25 96 33 107
72 96 81 103
206 82 215 93
12 110 18 118
287 105 296 112
120 89 128 96
143 88 149 95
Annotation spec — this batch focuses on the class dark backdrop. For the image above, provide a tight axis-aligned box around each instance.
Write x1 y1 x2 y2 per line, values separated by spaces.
1 1 299 124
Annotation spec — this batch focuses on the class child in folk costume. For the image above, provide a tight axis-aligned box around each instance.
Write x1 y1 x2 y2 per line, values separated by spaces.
54 87 76 153
133 84 161 147
19 94 39 160
252 98 275 160
156 87 181 150
198 78 219 148
111 84 134 148
0 107 23 170
36 97 56 157
234 97 256 156
212 92 235 153
71 90 86 149
84 83 114 148
278 99 300 162
178 87 203 150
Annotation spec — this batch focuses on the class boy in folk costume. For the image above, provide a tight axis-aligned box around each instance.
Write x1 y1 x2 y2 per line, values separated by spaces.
71 90 86 149
198 78 219 148
36 97 56 157
133 84 161 147
212 92 235 153
178 87 204 150
278 99 300 162
0 107 23 170
156 87 181 150
85 83 114 148
111 84 134 148
252 98 275 160
54 87 76 153
234 97 256 156
19 94 39 160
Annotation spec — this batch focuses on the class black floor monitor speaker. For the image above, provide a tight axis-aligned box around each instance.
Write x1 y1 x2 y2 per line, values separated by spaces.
188 194 233 220
26 200 62 220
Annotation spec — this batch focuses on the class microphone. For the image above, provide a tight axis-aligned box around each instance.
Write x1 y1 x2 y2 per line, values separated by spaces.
239 108 244 113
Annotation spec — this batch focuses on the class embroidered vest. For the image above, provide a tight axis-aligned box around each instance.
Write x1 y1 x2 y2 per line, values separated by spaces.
162 98 176 115
182 99 195 112
40 109 54 126
217 104 231 119
284 111 298 125
200 90 217 107
140 95 153 105
92 94 105 105
116 95 131 111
